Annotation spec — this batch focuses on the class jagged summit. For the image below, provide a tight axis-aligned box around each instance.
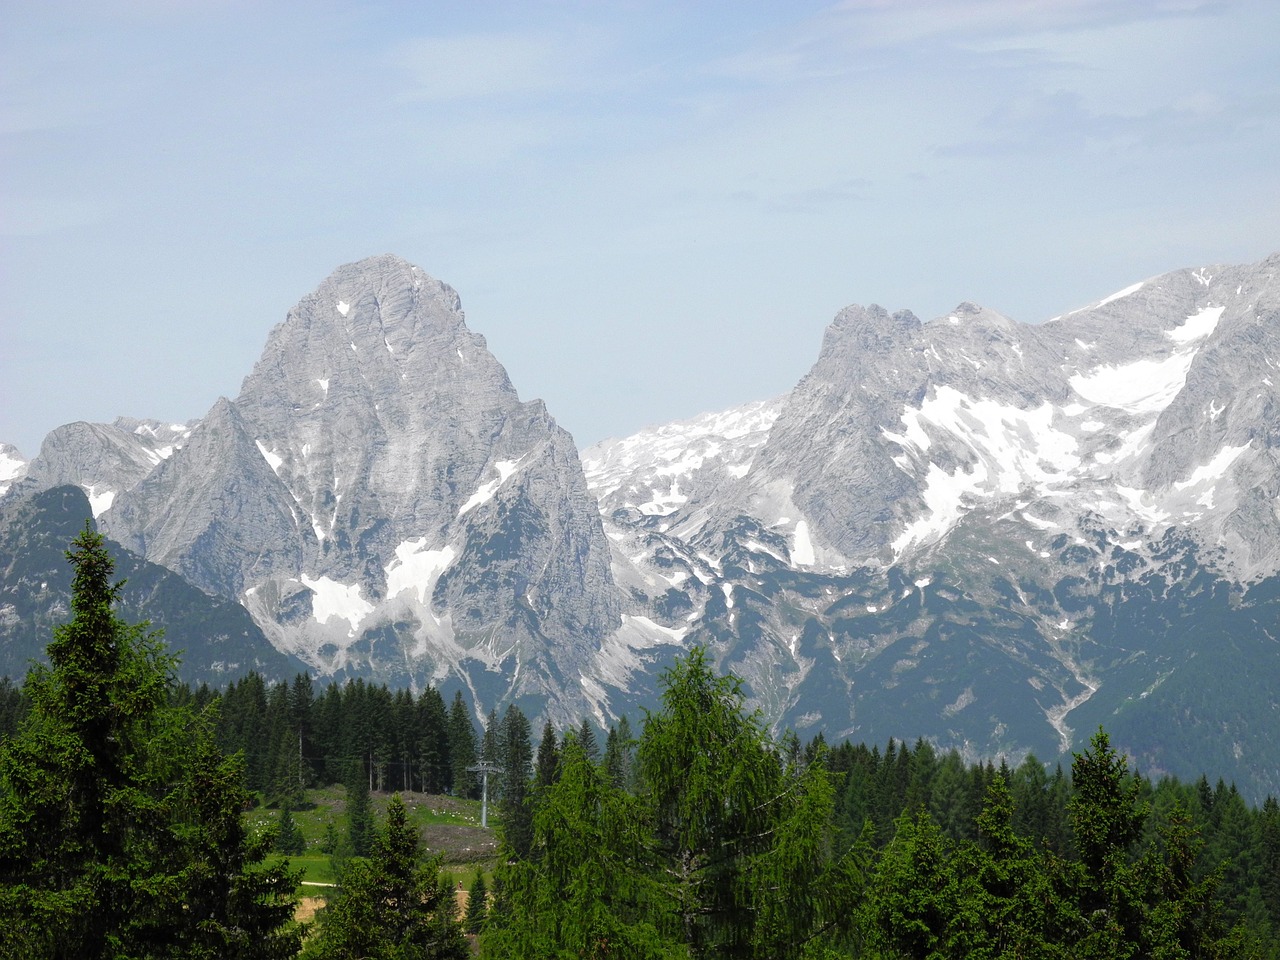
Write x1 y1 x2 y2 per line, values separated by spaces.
68 256 623 712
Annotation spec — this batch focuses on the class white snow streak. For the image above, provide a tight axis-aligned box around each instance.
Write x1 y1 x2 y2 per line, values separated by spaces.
336 301 350 316
255 440 284 474
457 459 523 518
1095 281 1144 308
1167 305 1225 344
1173 444 1251 490
1069 351 1196 415
791 520 815 566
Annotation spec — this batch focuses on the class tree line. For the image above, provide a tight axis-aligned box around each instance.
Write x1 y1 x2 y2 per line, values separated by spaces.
2 529 1280 957
472 650 1280 959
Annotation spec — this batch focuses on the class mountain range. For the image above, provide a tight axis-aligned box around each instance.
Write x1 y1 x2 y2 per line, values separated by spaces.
4 252 1278 800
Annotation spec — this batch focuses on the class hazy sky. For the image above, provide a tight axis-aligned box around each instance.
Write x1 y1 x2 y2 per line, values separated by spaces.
3 0 1278 459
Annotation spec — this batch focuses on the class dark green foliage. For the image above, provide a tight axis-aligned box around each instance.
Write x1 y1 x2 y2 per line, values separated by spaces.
344 759 375 858
448 691 479 799
275 801 306 856
464 871 488 935
481 734 680 960
639 647 849 959
172 717 303 959
305 794 468 959
498 704 534 858
533 718 560 793
1066 728 1150 956
577 716 599 762
0 526 299 959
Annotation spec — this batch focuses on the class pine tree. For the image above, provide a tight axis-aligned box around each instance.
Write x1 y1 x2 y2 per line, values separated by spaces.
275 801 306 856
448 692 478 799
308 794 468 959
0 527 300 959
345 758 375 858
464 871 488 935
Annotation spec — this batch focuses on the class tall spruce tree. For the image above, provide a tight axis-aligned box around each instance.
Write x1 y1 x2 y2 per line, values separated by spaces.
499 705 533 858
448 692 478 799
345 757 375 858
0 526 300 959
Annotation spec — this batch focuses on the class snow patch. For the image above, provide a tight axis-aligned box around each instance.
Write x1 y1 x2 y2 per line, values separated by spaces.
336 300 350 316
1070 351 1196 415
385 539 457 606
81 484 115 518
791 520 815 566
1173 443 1250 490
255 440 284 474
1167 305 1225 344
301 575 372 635
1021 512 1058 530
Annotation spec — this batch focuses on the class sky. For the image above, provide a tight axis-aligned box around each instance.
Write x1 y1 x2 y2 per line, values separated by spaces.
2 0 1279 459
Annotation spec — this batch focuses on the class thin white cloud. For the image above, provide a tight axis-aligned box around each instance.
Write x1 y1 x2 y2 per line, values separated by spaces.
391 32 595 102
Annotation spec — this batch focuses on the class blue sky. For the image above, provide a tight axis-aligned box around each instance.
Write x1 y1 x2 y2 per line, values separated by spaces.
3 0 1278 458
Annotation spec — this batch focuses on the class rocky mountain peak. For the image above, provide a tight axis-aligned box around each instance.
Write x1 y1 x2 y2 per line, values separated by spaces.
820 303 922 360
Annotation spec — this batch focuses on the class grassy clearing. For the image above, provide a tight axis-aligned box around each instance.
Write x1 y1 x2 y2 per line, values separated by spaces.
253 785 499 901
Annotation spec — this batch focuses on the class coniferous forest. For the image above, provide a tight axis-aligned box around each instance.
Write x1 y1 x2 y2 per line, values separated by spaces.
2 531 1280 957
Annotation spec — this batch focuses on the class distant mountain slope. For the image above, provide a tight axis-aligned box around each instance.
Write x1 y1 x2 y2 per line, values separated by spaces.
596 254 1280 801
0 484 302 682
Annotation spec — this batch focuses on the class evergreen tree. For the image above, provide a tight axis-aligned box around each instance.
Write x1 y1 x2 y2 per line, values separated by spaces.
639 647 848 959
1259 796 1280 933
604 719 640 792
345 758 375 858
481 735 679 959
275 801 306 856
464 871 488 935
1066 728 1150 957
498 705 533 857
307 794 468 959
448 691 478 799
866 809 957 958
173 715 303 959
533 719 560 794
578 717 599 763
0 527 300 959
480 708 500 764
417 687 452 795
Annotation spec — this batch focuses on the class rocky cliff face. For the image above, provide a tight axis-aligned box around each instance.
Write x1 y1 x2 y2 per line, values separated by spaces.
93 256 620 715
